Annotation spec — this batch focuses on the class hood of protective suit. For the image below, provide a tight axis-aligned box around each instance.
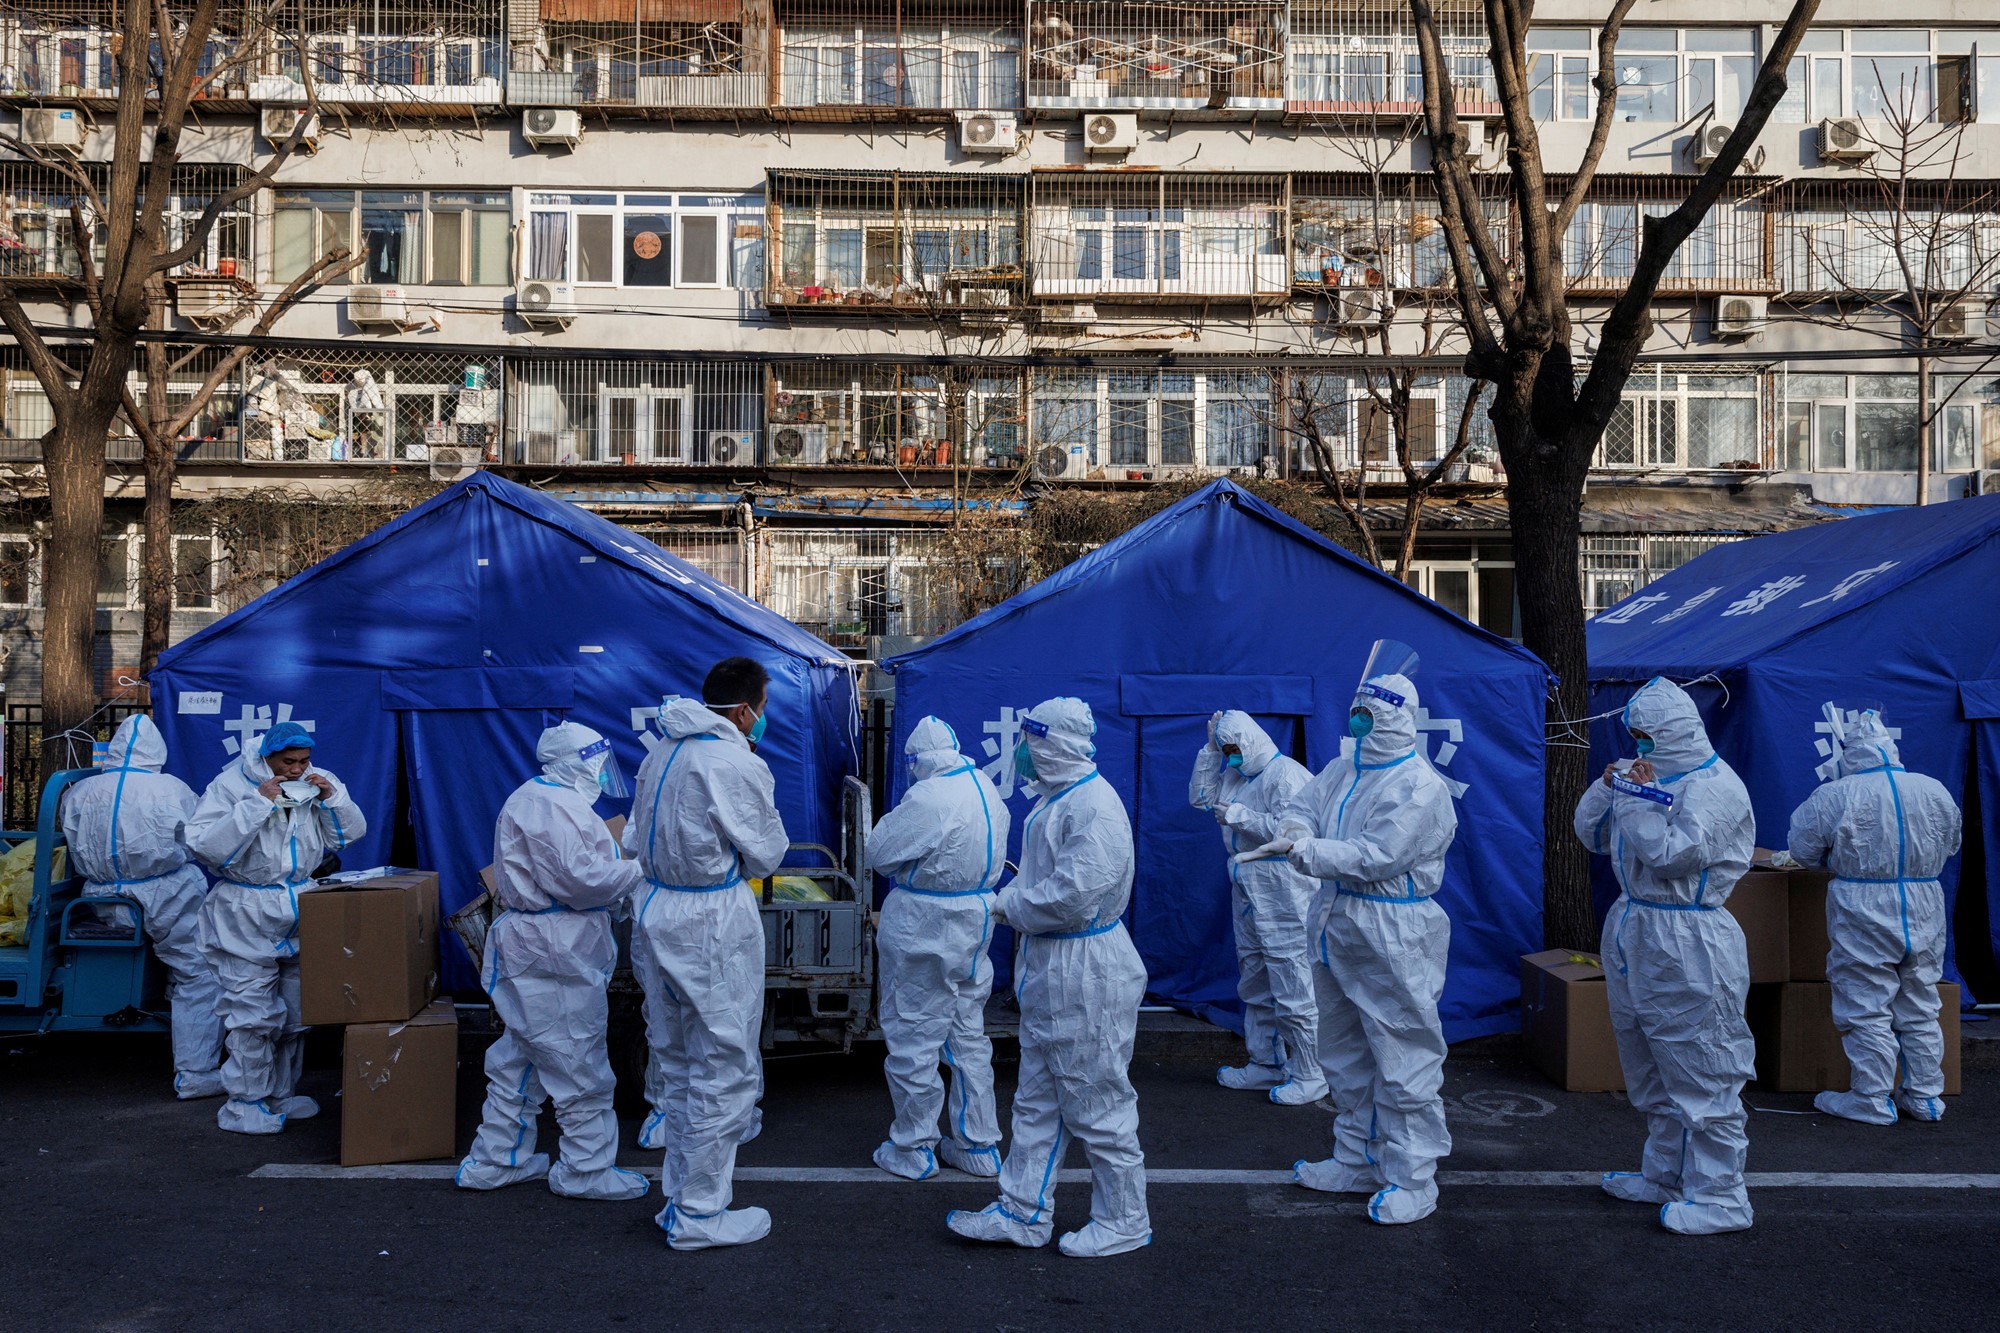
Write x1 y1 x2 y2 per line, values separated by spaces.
537 720 609 799
905 714 966 783
1215 711 1279 778
1353 673 1419 764
1022 696 1097 789
657 695 745 746
107 714 167 772
1837 711 1902 776
1623 677 1714 778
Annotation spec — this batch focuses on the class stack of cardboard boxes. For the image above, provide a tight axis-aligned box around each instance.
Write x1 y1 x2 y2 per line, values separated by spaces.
1521 855 1960 1096
297 871 460 1166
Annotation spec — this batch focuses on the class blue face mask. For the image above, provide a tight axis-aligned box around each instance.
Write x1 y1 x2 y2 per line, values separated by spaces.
1015 739 1038 784
1348 711 1374 740
747 708 768 746
1633 735 1655 756
597 768 614 794
1224 752 1243 770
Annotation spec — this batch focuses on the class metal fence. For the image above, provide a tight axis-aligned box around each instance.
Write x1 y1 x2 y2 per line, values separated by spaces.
1579 533 1744 617
3 701 147 829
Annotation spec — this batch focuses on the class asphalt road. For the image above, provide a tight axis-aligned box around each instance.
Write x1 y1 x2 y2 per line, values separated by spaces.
6 1019 1997 1332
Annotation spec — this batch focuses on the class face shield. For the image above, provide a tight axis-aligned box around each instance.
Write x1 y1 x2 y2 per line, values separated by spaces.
1015 714 1050 784
1352 638 1420 733
578 735 628 799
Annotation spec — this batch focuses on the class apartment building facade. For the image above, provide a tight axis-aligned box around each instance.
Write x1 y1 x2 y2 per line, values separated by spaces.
0 0 1996 697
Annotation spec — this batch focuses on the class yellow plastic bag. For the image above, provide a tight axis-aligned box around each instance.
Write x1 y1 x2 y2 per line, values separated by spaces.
769 875 832 903
0 836 58 947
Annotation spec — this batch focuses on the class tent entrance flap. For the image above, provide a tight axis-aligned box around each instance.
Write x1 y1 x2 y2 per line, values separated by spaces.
1120 674 1314 717
1960 680 2000 720
379 667 576 712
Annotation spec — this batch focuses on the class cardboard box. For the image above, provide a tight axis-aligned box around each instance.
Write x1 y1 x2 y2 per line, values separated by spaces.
1787 869 1832 981
299 871 440 1026
1521 949 1625 1092
479 813 624 898
1724 869 1792 984
340 996 459 1167
1747 981 1960 1096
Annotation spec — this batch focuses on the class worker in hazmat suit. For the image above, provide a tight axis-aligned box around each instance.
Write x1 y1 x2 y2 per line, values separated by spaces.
868 715 1011 1180
1190 710 1325 1106
1274 640 1456 1225
626 657 790 1251
947 697 1151 1259
187 720 366 1135
1574 676 1757 1236
1787 705 1961 1125
457 722 649 1200
60 714 224 1098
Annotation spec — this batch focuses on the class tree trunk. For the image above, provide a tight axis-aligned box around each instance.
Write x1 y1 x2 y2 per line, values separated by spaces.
1915 352 1931 508
140 433 174 677
42 408 116 770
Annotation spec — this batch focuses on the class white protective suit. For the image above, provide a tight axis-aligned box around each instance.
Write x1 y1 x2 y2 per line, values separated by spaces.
60 715 224 1097
1277 672 1456 1225
1787 712 1961 1125
868 716 1011 1180
458 723 649 1200
1574 677 1757 1236
1190 711 1324 1105
187 734 365 1135
946 697 1151 1260
626 696 790 1251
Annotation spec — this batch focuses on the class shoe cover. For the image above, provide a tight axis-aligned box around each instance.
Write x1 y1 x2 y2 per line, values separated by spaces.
873 1140 939 1181
740 1104 764 1145
938 1140 1002 1178
275 1095 319 1120
1659 1199 1753 1235
1601 1171 1681 1204
550 1162 651 1201
659 1203 772 1251
1366 1183 1437 1225
1058 1219 1152 1258
1269 1078 1329 1107
1216 1062 1284 1091
638 1108 670 1151
456 1152 552 1190
1293 1158 1383 1194
175 1069 225 1100
217 1097 286 1135
946 1203 1051 1249
1814 1089 1897 1125
1893 1091 1945 1122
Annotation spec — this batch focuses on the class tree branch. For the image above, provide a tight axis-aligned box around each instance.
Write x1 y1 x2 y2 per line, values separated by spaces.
1553 0 1640 234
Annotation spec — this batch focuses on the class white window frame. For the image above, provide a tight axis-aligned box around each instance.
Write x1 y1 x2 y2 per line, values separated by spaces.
780 23 1019 109
596 383 694 464
527 191 753 291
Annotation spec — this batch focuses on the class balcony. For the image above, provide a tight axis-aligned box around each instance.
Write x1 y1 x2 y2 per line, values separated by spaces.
507 0 766 112
250 1 505 112
775 0 1021 120
1285 0 1497 121
765 170 1026 318
766 363 1026 469
1563 177 1775 298
1030 171 1288 304
1025 0 1282 115
0 7 253 104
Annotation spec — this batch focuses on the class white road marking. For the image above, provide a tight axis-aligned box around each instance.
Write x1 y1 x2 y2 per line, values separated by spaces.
248 1164 2000 1190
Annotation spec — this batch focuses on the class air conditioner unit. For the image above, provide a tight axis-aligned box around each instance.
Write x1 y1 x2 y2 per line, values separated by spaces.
705 430 756 465
767 424 827 466
1714 293 1767 339
1040 303 1098 327
347 285 409 329
523 107 583 151
956 111 1018 155
1334 287 1386 330
1031 443 1088 480
174 283 244 328
21 108 82 154
261 107 320 152
1818 117 1873 163
1082 113 1138 155
428 444 481 481
516 279 578 329
1933 299 1985 343
1692 121 1734 169
1979 469 2000 497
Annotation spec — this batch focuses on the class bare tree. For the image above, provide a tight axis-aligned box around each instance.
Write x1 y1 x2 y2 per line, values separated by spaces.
1408 0 1821 947
0 0 323 765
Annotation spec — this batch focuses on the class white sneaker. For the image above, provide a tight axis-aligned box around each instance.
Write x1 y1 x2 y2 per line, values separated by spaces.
946 1203 1050 1249
456 1153 552 1190
1058 1219 1152 1258
659 1203 772 1251
1293 1158 1384 1194
1366 1183 1438 1226
873 1140 938 1181
1601 1171 1680 1204
1216 1063 1284 1091
938 1140 1002 1178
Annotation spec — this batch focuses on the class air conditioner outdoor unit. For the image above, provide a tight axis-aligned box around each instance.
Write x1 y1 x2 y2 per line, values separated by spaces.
22 108 82 154
428 445 481 481
174 283 244 328
1818 117 1873 163
956 111 1018 155
1933 300 1985 343
524 107 583 151
1334 287 1386 330
767 424 827 466
1979 469 2000 497
1032 442 1088 480
1693 121 1734 169
705 430 756 465
516 280 578 329
1714 293 1768 339
1083 113 1138 154
261 107 320 152
1040 303 1098 327
348 285 409 329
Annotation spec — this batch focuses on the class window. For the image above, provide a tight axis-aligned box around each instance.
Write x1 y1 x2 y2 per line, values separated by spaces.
528 192 758 290
1775 372 1960 474
1581 534 1742 615
1599 371 1762 471
1566 187 1767 292
1032 177 1286 300
1030 369 1274 472
765 174 1023 305
126 534 219 610
0 536 39 607
98 533 132 609
1773 28 2000 124
782 21 1020 109
274 190 506 285
1778 194 2000 294
274 9 502 90
1608 28 1757 124
1528 28 1594 121
1405 545 1517 636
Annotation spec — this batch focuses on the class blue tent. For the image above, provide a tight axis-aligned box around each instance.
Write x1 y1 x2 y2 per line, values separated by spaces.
151 474 859 990
884 480 1552 1041
1586 493 2000 994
